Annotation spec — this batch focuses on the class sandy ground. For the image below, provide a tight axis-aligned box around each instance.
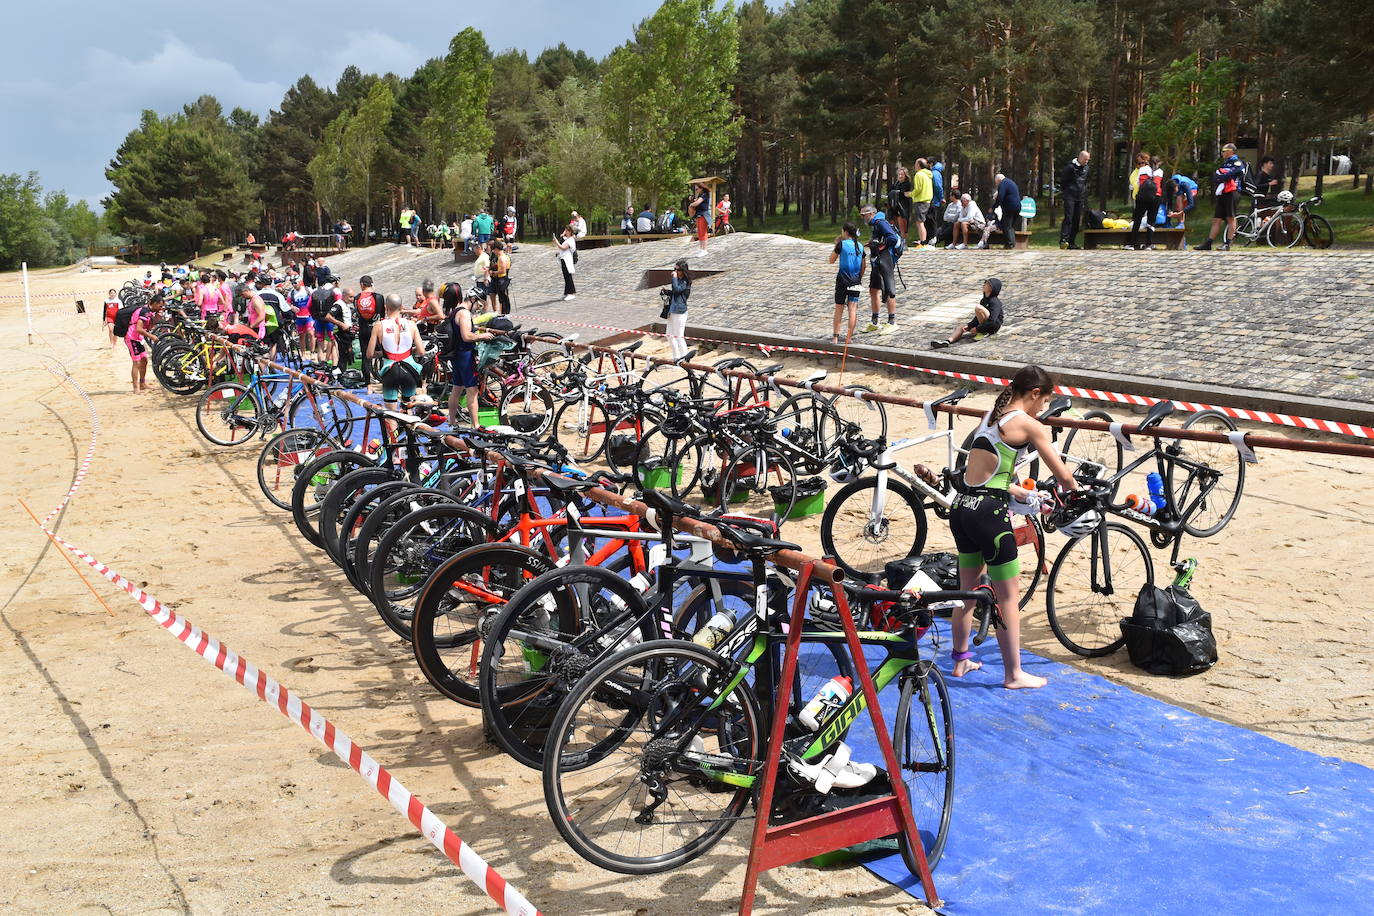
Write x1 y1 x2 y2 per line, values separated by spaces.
2 264 1371 915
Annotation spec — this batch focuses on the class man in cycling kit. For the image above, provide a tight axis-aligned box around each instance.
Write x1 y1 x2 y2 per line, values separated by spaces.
948 365 1078 689
1198 142 1245 251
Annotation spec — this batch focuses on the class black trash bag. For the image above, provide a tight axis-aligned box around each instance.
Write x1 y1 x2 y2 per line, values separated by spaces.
1120 584 1218 675
606 434 638 467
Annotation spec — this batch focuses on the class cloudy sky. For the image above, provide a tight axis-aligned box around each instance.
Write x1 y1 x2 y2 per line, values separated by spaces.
0 1 660 207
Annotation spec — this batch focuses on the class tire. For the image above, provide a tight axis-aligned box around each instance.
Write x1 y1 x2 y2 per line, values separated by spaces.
1010 514 1046 611
499 382 555 436
631 423 692 490
480 565 657 770
257 428 338 511
895 664 955 874
320 467 399 566
195 383 263 446
1168 409 1245 538
1060 409 1123 480
1265 211 1302 248
368 502 494 640
1045 522 1154 657
351 487 457 595
719 446 797 521
552 398 614 463
825 385 888 443
336 479 415 588
601 408 655 477
820 477 928 582
288 389 355 439
1302 213 1334 249
773 391 837 475
290 450 376 549
154 343 207 395
411 544 557 707
542 639 762 875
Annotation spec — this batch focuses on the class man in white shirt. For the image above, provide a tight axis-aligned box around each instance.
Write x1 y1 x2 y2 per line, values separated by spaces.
570 210 587 238
951 194 989 250
459 215 473 253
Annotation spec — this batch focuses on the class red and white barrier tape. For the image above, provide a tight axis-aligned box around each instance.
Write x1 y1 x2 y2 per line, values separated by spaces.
528 314 1374 441
25 522 542 916
21 353 542 916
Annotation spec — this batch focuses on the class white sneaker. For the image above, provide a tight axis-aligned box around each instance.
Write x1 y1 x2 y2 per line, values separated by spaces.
563 294 576 301
954 243 967 250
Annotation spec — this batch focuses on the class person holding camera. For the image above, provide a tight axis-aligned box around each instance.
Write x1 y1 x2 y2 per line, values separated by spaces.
659 259 691 359
556 227 577 300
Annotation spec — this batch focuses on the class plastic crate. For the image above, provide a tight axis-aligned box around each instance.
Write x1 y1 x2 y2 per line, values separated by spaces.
643 465 679 489
777 487 825 519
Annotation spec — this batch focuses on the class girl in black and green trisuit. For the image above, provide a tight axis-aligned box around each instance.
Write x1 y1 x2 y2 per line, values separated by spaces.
949 365 1078 689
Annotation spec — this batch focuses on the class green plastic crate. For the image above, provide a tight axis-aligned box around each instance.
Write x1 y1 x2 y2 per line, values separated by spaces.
776 488 825 520
478 408 500 428
643 465 679 489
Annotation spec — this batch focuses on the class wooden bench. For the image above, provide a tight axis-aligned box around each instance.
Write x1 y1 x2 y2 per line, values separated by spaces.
577 232 684 250
983 228 1032 250
1083 227 1186 250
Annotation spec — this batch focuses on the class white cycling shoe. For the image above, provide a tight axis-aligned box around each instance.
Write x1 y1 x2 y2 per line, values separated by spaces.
788 741 878 793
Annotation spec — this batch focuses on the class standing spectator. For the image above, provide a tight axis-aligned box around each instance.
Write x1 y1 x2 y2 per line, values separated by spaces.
459 214 474 253
662 259 691 360
103 289 120 347
714 193 732 232
1198 142 1245 251
399 205 418 245
489 240 513 315
951 194 989 250
636 205 656 234
887 167 913 238
828 222 867 344
556 227 577 300
928 157 946 240
353 275 382 386
910 159 934 247
1128 154 1162 249
473 209 494 245
859 204 900 332
1255 156 1284 205
688 183 711 256
991 173 1021 249
570 210 587 238
502 207 518 246
1058 149 1091 249
931 278 1005 349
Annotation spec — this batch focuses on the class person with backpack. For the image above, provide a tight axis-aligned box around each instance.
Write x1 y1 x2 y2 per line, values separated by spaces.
1058 149 1091 249
308 282 342 363
353 275 383 386
828 222 867 344
441 284 496 428
1198 142 1246 251
859 204 901 333
121 292 164 393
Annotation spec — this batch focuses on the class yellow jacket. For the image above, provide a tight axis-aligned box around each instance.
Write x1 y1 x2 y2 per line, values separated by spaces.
912 169 934 203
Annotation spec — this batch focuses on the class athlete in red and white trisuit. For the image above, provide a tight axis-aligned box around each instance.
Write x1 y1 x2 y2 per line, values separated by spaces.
103 289 121 347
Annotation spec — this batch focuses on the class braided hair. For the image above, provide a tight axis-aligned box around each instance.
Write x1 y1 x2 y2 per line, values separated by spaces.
992 364 1056 422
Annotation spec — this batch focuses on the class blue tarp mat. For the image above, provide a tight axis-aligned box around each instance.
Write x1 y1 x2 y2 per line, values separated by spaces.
848 643 1374 913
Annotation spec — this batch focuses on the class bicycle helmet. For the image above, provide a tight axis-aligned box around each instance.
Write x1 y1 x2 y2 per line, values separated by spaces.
1277 190 1294 205
1057 509 1102 539
828 452 861 484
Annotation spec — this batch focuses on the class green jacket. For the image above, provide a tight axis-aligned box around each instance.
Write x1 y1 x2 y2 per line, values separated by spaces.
912 169 934 203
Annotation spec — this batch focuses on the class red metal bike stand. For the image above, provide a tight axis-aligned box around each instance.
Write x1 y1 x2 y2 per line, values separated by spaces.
737 561 941 915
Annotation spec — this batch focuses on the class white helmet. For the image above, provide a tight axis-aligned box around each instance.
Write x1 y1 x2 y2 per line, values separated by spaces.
1277 190 1294 204
1058 510 1102 539
828 453 861 484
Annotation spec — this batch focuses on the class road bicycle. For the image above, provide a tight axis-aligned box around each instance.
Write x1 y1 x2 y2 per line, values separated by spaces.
540 488 995 876
194 347 358 447
1264 195 1334 249
1040 400 1245 656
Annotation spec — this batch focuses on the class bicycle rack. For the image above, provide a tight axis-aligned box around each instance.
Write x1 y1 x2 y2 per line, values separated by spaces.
738 560 941 914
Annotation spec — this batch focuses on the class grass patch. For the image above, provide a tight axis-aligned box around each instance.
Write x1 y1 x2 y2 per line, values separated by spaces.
740 173 1374 249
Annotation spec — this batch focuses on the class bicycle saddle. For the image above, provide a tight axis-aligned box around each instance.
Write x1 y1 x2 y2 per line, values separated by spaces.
716 525 802 556
1139 400 1175 430
757 363 784 376
641 488 700 520
619 340 643 354
673 349 698 365
714 357 749 370
542 473 600 495
1039 395 1072 419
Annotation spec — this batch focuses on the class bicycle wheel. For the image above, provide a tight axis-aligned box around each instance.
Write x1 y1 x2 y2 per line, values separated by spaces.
411 543 557 707
290 450 377 549
719 446 797 520
1232 212 1256 246
499 382 556 436
337 479 415 589
552 398 614 463
480 565 657 770
289 389 355 438
1265 211 1302 248
257 428 338 510
1045 522 1154 657
820 477 928 582
1060 409 1123 479
601 407 655 477
1302 213 1334 249
826 385 888 443
1011 514 1046 611
351 487 459 594
368 503 494 640
320 467 399 566
154 344 207 395
543 639 762 875
773 391 838 475
894 663 955 874
1167 409 1245 538
631 423 690 489
195 382 264 446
